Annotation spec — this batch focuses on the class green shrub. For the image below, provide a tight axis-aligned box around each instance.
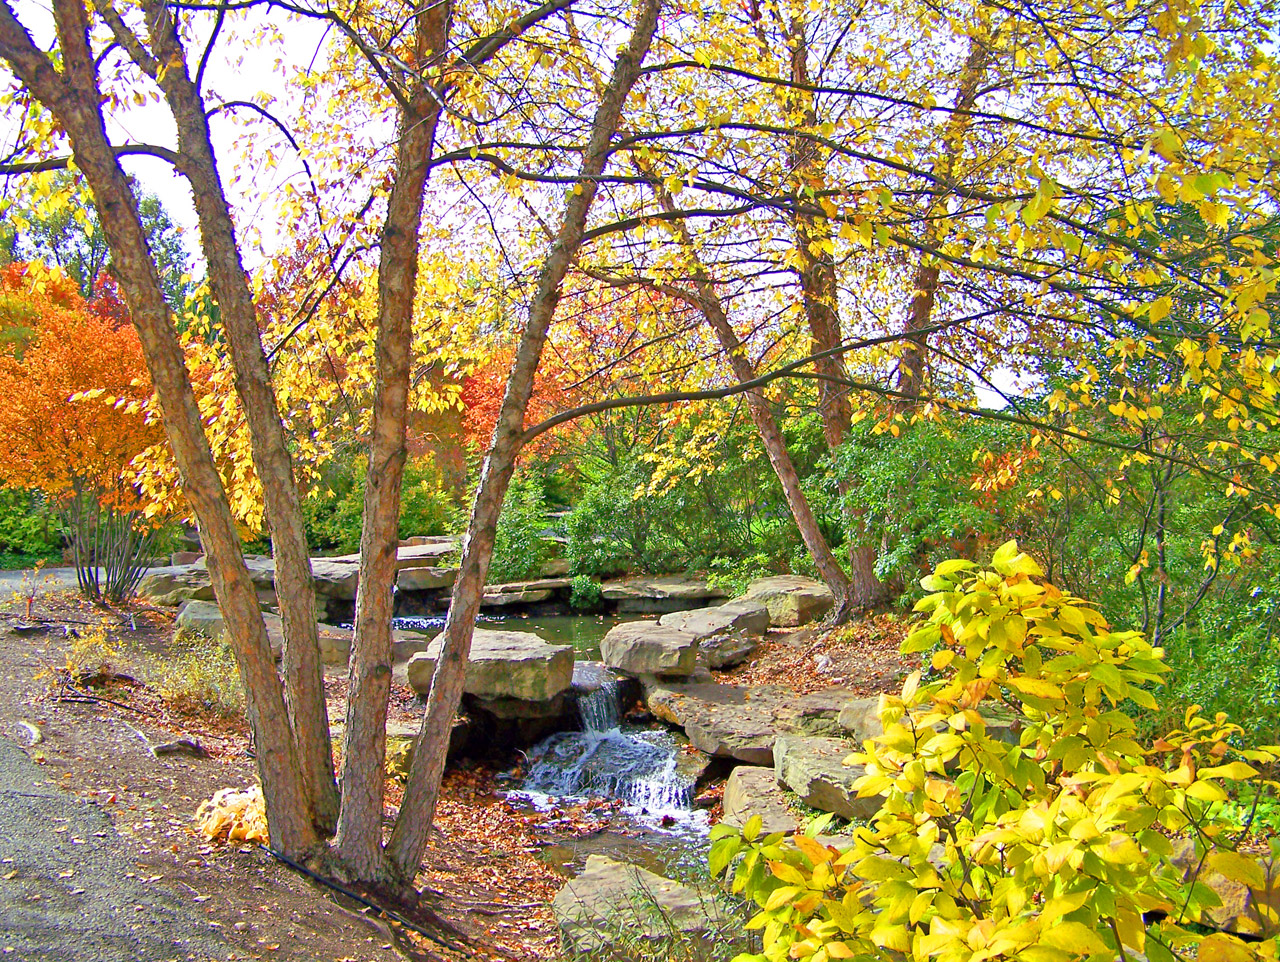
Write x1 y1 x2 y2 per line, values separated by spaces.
0 488 63 565
712 543 1280 962
487 473 549 583
303 456 452 553
707 552 774 598
569 574 604 611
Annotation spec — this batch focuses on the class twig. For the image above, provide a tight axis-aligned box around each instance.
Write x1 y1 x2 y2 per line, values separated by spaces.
57 682 158 717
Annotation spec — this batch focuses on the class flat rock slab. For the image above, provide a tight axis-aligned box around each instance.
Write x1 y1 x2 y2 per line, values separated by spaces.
744 576 835 627
601 622 698 676
657 599 770 640
405 629 573 702
553 854 730 952
601 575 728 614
329 541 458 570
396 566 458 592
775 689 871 738
774 733 881 820
0 737 230 960
722 766 799 836
644 680 792 764
136 566 215 606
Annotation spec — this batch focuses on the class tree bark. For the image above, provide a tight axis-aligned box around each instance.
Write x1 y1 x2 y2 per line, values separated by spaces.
385 0 663 879
784 16 885 612
334 0 452 881
897 38 989 401
651 188 852 601
106 0 339 833
0 0 318 856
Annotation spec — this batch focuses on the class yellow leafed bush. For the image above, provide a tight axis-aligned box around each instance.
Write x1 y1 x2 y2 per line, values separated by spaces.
195 786 268 845
712 540 1280 962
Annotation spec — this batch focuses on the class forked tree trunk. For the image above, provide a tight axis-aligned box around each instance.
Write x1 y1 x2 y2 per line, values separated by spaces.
334 1 452 881
0 0 318 856
652 190 852 604
385 0 663 878
103 0 339 832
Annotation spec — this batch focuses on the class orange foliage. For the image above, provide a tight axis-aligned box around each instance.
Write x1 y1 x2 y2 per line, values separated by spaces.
459 345 583 459
0 263 161 508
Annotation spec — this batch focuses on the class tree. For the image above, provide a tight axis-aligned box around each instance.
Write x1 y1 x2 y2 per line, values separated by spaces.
0 262 163 601
0 171 194 309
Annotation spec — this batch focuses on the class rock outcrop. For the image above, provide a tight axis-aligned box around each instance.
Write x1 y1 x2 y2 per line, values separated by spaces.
601 622 698 676
773 734 881 821
600 575 728 614
405 629 573 702
744 575 835 627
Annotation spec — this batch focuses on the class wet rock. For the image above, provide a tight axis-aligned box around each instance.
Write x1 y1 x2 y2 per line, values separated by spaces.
601 575 728 614
774 734 881 820
601 622 698 676
743 575 835 627
552 854 731 951
722 766 798 836
405 629 574 702
643 679 790 764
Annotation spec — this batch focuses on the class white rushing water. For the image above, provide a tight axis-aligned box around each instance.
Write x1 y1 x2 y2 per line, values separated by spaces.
514 674 708 836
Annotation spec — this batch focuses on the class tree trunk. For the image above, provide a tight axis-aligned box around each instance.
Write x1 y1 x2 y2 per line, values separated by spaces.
651 188 852 603
334 0 452 882
785 16 886 612
116 0 338 833
385 0 663 879
897 38 988 401
0 0 318 857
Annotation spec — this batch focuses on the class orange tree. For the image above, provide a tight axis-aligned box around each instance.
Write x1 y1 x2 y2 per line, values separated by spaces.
0 263 163 601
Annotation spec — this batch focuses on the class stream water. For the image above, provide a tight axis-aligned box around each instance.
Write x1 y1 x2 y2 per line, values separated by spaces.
391 613 645 659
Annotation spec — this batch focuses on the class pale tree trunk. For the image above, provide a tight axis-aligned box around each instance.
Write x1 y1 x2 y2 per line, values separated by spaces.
651 188 852 602
97 0 338 833
385 0 663 878
785 15 885 613
897 38 989 401
334 0 452 882
0 0 317 856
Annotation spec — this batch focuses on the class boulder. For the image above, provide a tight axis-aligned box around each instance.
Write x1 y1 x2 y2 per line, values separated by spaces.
601 575 728 614
540 558 571 577
657 599 770 640
553 855 730 952
310 559 360 600
744 576 835 627
774 734 881 820
175 600 224 637
601 622 698 676
330 541 458 570
396 566 457 592
722 766 798 836
698 633 760 670
836 696 885 741
405 629 573 702
775 689 869 738
644 680 790 764
137 565 214 606
1170 839 1280 938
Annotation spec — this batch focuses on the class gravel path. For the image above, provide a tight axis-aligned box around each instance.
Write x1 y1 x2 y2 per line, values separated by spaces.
0 736 230 961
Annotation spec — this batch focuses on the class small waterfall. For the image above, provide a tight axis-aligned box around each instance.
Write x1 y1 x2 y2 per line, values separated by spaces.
521 728 694 813
575 663 623 733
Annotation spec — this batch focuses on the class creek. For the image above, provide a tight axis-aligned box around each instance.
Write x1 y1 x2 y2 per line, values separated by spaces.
506 663 711 875
391 612 645 659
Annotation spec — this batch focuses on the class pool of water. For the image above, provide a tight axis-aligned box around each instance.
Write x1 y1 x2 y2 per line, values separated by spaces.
391 613 648 660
